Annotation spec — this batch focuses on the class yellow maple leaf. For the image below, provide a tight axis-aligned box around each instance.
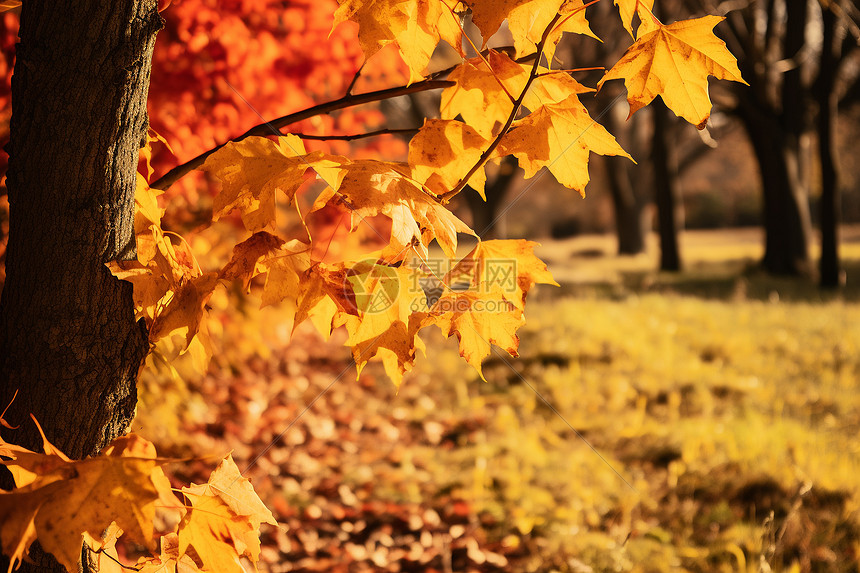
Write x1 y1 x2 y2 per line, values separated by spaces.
134 175 165 266
425 289 525 379
509 0 597 57
441 50 593 139
0 426 175 573
259 239 313 309
597 15 747 129
339 263 429 386
419 239 556 378
201 135 316 233
613 0 655 38
293 263 357 336
311 158 473 257
149 272 219 350
135 533 202 573
177 456 276 572
408 119 489 198
333 0 462 81
457 239 558 308
499 94 632 196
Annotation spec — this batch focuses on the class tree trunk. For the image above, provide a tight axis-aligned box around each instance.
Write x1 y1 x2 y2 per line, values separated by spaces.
738 104 813 276
752 0 814 277
652 100 683 272
0 0 160 570
605 105 647 255
817 3 842 289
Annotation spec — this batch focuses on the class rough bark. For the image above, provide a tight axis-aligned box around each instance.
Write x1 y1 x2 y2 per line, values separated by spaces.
0 0 161 570
652 99 683 272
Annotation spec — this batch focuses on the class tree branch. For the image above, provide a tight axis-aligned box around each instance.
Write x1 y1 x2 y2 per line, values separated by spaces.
149 47 540 191
150 80 454 190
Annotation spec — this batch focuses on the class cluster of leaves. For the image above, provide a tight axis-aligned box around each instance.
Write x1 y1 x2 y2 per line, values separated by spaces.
0 411 275 573
110 0 745 389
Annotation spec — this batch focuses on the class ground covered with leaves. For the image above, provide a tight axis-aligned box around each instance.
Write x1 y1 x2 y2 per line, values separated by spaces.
133 229 860 572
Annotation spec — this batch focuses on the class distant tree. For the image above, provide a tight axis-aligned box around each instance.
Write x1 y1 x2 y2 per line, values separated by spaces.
712 0 859 280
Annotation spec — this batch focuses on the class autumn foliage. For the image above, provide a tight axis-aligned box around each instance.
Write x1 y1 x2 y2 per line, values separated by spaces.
0 0 746 570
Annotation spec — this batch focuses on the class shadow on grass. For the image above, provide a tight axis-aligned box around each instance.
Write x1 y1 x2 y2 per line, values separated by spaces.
554 258 860 303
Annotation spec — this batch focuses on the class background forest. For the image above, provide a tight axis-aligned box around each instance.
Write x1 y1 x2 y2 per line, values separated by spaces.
1 0 860 572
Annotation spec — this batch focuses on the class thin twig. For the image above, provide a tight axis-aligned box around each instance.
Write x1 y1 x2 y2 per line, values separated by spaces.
345 61 366 96
150 80 453 190
291 127 419 141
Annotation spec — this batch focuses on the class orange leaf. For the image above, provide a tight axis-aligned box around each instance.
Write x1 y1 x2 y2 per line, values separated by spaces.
441 50 593 139
311 158 473 257
0 427 176 573
339 263 429 386
424 290 524 379
219 231 286 286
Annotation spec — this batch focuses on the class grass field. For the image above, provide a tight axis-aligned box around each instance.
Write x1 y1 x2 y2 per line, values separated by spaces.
139 227 860 572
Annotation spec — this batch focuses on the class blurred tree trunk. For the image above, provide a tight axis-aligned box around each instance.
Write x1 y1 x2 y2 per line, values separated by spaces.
464 155 518 239
718 1 815 276
605 104 647 255
817 2 843 288
0 0 160 570
652 99 683 271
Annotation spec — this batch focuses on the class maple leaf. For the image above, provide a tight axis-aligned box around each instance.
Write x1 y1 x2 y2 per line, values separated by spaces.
293 263 358 335
219 231 286 286
333 0 462 81
613 0 655 38
0 424 176 573
259 239 313 309
408 119 488 198
134 175 165 266
455 239 558 308
312 158 473 257
597 15 747 129
418 240 556 378
425 289 525 379
338 263 429 386
135 533 202 573
201 135 316 233
0 1 20 13
508 0 597 58
441 50 593 139
149 272 219 350
177 456 276 572
499 94 632 196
